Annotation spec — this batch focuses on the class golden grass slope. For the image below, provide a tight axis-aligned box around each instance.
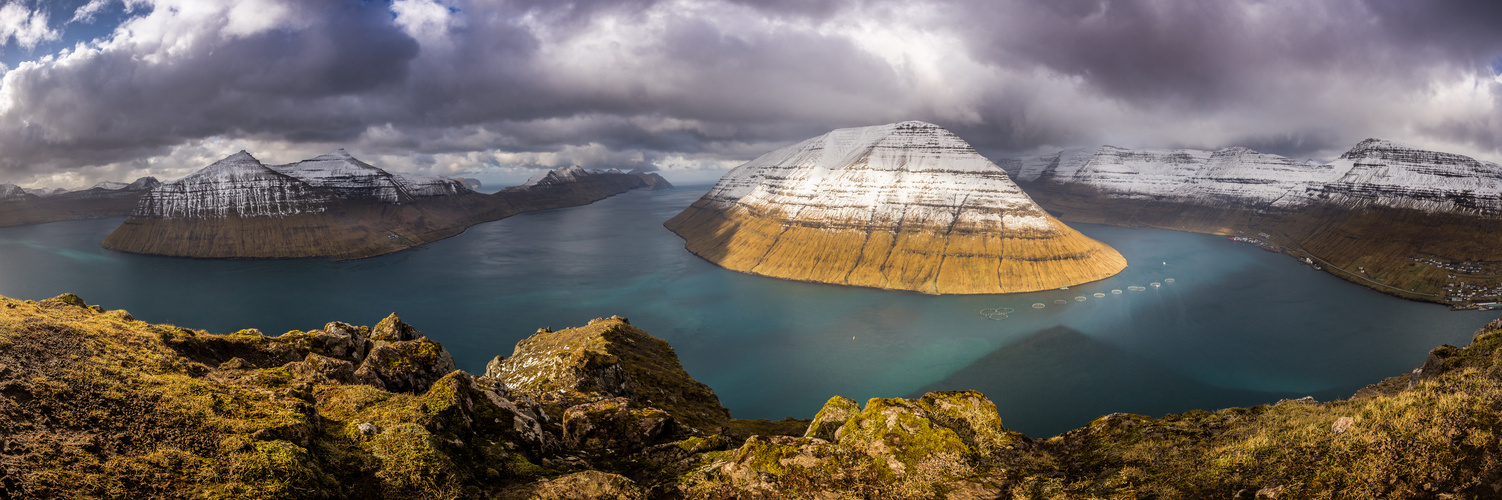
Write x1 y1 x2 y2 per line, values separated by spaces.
665 199 1127 294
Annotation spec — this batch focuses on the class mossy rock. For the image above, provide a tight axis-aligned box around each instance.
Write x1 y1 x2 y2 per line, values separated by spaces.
562 397 674 451
354 338 457 393
805 395 859 441
491 318 730 432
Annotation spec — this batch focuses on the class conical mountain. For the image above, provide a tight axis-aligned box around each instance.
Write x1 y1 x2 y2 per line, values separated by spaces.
665 121 1127 294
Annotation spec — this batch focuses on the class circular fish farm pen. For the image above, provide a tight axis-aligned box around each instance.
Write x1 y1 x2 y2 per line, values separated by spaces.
976 307 1015 320
1150 282 1162 288
1032 303 1046 309
1094 292 1106 298
1111 289 1123 295
1128 285 1146 292
1164 278 1176 283
1074 296 1087 302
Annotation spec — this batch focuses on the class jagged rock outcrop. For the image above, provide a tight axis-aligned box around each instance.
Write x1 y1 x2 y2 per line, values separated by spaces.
6 292 1502 498
684 391 1025 498
101 152 667 260
0 176 160 227
665 121 1127 294
490 315 730 433
1002 139 1502 305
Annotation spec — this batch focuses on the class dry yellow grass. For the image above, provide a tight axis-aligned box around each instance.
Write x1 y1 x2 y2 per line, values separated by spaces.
665 201 1128 294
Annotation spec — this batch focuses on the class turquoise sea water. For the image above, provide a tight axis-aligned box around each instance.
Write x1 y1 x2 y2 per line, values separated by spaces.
0 187 1492 437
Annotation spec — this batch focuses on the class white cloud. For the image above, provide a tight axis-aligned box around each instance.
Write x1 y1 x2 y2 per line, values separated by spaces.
391 0 455 47
70 0 113 24
0 3 58 49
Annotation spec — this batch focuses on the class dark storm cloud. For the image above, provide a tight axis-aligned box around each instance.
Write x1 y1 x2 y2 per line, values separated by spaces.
0 0 418 172
1 0 1500 186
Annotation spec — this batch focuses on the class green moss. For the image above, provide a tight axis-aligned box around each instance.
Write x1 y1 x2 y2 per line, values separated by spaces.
675 435 728 454
369 423 456 493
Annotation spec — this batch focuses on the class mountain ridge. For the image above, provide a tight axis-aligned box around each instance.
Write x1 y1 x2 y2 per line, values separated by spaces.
102 151 667 260
1002 139 1502 305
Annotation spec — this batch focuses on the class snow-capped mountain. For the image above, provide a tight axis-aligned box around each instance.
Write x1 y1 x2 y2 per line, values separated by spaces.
522 165 591 188
21 187 67 197
134 151 335 219
0 183 30 201
106 149 666 259
1001 139 1502 306
667 121 1126 294
270 149 467 202
54 177 161 200
698 121 1052 232
1003 139 1502 214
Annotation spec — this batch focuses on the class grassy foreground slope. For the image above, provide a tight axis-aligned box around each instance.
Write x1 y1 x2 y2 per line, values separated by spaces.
1 293 1500 498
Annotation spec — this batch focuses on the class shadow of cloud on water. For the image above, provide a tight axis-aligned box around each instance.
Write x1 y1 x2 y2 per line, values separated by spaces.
912 324 1309 439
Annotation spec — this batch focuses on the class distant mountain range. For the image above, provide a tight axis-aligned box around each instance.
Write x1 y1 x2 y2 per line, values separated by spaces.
1002 139 1502 305
0 177 161 227
100 150 669 259
666 121 1126 294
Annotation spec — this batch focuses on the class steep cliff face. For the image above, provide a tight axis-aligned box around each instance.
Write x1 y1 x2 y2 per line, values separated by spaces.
666 121 1126 294
1005 140 1502 305
5 293 1501 498
101 153 664 260
136 151 338 219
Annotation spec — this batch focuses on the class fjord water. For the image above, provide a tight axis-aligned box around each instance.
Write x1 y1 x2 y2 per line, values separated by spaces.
0 188 1492 437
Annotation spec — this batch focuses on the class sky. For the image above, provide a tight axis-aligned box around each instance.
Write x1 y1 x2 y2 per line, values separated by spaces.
0 0 1499 189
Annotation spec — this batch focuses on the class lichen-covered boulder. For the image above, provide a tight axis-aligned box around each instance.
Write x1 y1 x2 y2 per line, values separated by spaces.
371 312 421 342
916 391 1023 455
309 321 370 362
563 397 674 451
804 396 859 441
491 317 730 432
354 337 458 393
284 352 356 384
683 392 1017 499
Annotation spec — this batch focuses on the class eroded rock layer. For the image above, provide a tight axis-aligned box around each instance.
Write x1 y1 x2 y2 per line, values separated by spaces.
666 121 1126 294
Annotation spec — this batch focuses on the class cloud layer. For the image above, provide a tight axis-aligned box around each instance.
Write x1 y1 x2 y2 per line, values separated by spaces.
0 0 1499 187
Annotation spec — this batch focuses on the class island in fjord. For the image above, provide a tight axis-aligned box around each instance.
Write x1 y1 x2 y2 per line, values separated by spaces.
101 150 668 260
666 121 1126 294
1000 139 1502 306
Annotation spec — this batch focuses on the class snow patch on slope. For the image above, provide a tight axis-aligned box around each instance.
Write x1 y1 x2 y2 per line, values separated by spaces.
701 121 1055 233
1010 139 1502 214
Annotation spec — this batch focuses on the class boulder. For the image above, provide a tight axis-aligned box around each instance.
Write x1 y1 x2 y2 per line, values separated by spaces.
804 396 859 441
563 398 673 451
490 317 729 431
353 338 457 393
284 353 356 384
371 313 421 342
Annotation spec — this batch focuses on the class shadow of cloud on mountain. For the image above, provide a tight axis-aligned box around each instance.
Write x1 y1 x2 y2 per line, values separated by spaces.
913 325 1309 439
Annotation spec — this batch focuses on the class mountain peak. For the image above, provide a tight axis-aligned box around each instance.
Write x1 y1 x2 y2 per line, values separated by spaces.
1340 138 1419 159
666 121 1126 294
